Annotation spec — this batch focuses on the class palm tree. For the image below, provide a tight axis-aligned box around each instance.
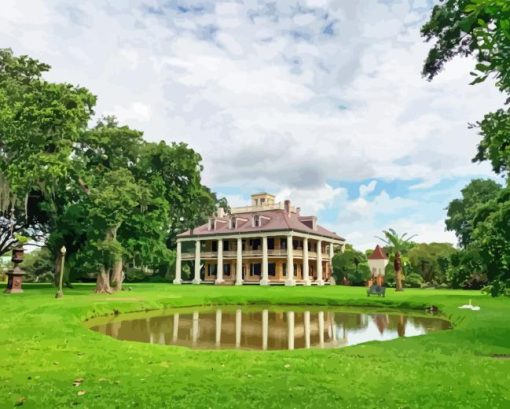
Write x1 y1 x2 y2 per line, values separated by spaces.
376 228 416 291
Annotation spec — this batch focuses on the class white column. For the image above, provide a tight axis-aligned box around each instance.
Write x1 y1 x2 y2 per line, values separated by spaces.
303 238 310 286
316 240 324 286
236 238 243 285
146 318 153 343
172 313 179 343
111 321 121 338
235 308 242 348
173 240 182 284
287 311 295 350
262 309 269 350
215 239 224 284
328 243 335 284
304 311 311 349
318 311 325 348
215 309 222 347
285 234 295 286
260 236 269 285
192 311 199 346
192 240 201 284
332 313 338 342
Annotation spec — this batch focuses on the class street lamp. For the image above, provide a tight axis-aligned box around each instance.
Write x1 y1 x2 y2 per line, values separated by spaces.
55 245 66 299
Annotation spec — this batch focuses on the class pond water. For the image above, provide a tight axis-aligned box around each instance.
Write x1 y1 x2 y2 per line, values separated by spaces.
89 306 451 351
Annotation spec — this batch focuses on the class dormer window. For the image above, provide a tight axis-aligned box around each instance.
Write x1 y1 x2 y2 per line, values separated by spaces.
208 218 214 230
230 217 236 229
254 215 261 227
300 216 317 231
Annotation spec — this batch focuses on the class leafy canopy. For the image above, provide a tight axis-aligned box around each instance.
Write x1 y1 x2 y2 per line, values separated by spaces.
0 49 226 287
445 178 502 247
0 48 96 256
422 0 510 176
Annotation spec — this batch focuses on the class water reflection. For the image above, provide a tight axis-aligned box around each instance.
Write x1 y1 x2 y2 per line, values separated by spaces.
91 307 451 351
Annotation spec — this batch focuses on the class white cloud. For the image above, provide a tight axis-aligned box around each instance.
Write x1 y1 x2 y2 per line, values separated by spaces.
275 184 347 215
359 180 377 198
305 0 332 8
0 0 500 248
219 193 248 208
342 190 417 224
111 102 153 122
1 0 501 190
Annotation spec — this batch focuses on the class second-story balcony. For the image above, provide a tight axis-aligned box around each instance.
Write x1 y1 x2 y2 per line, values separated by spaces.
181 249 330 261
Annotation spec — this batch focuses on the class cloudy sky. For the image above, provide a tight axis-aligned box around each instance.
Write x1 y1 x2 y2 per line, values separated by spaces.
1 0 504 249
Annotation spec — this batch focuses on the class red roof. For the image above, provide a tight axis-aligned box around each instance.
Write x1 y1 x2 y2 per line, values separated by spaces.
177 209 344 241
368 245 387 260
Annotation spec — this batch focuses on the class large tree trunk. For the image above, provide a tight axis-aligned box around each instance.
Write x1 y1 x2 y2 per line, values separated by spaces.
394 251 404 291
95 225 119 294
95 265 112 294
53 252 63 287
110 259 124 292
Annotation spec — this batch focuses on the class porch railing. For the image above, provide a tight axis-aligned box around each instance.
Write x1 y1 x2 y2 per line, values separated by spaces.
181 250 330 260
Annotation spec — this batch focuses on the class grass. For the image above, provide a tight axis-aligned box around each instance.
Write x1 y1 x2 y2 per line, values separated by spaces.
1 284 509 409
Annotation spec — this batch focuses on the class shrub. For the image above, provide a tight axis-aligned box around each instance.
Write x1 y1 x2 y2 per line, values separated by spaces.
404 273 423 288
482 279 510 297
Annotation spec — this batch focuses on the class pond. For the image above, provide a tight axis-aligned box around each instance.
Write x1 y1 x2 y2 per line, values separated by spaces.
89 306 451 351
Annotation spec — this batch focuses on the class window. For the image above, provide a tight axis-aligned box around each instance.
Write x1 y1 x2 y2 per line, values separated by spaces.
268 238 275 250
250 239 261 250
230 217 236 229
223 240 230 251
209 263 217 276
254 215 261 227
268 263 276 276
251 263 261 276
224 264 231 275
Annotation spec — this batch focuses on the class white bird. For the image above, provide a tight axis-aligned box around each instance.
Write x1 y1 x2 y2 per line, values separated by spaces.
459 299 480 311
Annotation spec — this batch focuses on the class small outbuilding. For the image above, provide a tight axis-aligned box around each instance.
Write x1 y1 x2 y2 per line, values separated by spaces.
367 245 388 287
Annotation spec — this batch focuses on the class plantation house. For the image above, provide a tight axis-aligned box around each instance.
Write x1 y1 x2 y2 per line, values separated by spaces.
174 193 346 286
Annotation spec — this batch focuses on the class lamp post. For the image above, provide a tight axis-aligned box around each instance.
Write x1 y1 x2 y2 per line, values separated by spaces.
55 245 66 299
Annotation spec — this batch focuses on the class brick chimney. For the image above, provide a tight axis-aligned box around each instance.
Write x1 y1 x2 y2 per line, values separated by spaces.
284 200 291 215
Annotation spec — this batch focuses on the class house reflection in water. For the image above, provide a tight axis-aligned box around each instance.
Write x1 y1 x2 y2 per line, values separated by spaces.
92 308 451 351
159 309 344 350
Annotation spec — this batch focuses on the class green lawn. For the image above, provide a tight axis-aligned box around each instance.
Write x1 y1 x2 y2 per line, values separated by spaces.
1 284 509 409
